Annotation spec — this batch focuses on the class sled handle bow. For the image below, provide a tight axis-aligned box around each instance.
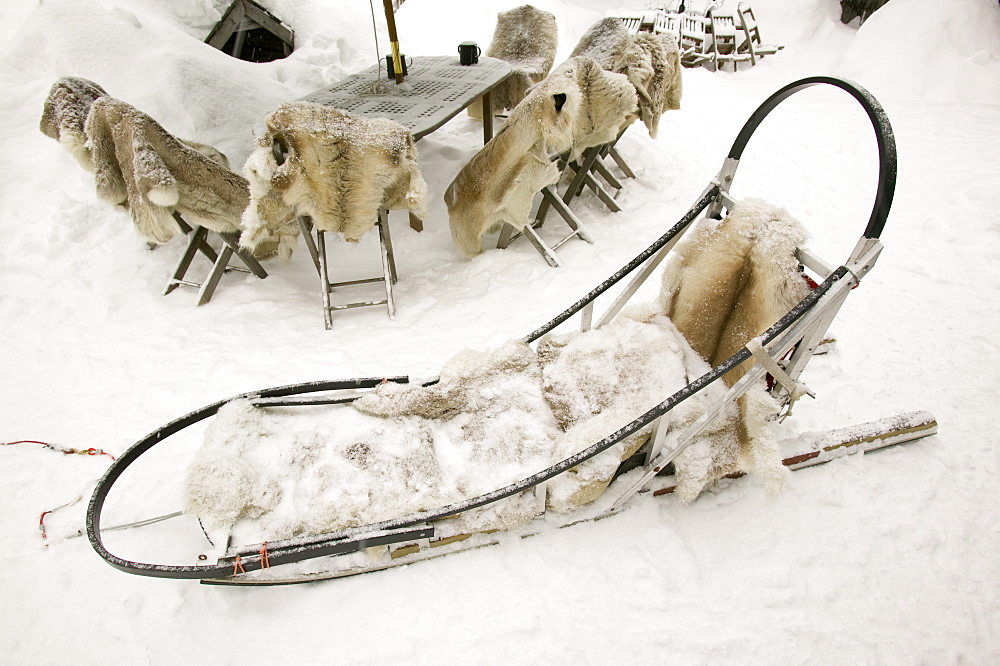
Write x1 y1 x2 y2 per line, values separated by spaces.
725 76 896 240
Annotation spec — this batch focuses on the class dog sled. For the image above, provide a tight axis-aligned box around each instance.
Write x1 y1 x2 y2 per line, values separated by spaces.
86 77 937 585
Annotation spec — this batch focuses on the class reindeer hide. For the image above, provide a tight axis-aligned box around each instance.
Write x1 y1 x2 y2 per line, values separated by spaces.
240 102 427 258
572 18 683 138
468 4 558 119
39 77 109 172
84 97 249 244
659 198 812 496
446 56 636 257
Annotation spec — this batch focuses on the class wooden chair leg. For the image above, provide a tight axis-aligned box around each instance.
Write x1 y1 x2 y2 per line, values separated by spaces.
522 225 560 268
541 186 593 245
197 244 235 306
316 229 334 330
164 225 212 295
377 210 395 319
313 210 397 329
299 217 322 275
218 231 267 279
496 223 515 249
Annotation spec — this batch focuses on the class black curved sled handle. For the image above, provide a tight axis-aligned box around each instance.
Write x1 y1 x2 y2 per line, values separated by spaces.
726 76 896 240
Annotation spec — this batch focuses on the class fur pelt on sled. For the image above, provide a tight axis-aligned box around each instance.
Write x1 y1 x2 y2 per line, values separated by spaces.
183 315 732 545
240 101 427 259
467 4 558 120
658 198 813 496
84 96 249 244
445 56 637 257
185 340 564 543
571 17 683 138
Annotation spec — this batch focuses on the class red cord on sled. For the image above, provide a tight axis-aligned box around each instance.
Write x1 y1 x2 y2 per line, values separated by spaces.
38 495 85 543
3 440 116 543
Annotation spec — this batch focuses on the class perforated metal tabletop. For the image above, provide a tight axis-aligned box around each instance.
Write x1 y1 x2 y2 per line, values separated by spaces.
301 55 513 142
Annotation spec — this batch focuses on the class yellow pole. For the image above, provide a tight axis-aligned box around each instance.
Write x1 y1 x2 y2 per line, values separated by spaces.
382 0 404 84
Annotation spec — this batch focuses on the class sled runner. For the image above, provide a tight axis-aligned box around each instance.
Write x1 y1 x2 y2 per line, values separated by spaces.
86 76 936 585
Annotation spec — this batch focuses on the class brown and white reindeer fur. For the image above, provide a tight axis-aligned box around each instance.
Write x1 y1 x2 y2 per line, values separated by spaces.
467 4 558 119
84 96 249 245
660 198 812 495
571 18 683 138
39 77 109 172
240 102 427 260
446 56 637 257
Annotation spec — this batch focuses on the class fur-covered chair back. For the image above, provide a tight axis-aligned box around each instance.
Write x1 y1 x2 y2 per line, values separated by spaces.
445 56 636 257
39 77 109 171
240 101 427 259
571 18 683 137
657 198 812 498
468 5 558 119
84 97 249 245
660 198 811 387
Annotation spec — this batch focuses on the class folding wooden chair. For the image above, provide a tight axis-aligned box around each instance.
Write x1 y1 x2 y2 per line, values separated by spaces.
296 211 397 329
736 2 784 65
653 11 683 42
244 102 425 328
163 216 268 306
679 14 715 67
615 13 644 34
710 9 752 70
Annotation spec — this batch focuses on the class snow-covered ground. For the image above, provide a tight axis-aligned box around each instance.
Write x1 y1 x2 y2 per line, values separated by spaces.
2 0 999 662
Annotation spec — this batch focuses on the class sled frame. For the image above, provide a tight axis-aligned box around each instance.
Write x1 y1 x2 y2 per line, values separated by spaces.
87 77 914 584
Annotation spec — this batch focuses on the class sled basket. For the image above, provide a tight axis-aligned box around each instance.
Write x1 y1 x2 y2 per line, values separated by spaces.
86 77 935 585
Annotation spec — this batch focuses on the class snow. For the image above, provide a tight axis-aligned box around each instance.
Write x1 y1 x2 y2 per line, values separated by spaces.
1 0 999 662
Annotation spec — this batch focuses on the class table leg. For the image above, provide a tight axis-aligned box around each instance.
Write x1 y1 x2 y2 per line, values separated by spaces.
409 212 423 232
482 91 494 144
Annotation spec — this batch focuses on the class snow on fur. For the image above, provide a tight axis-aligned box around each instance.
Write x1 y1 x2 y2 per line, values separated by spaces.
84 96 249 244
240 101 427 259
445 55 636 256
183 252 803 544
467 4 559 119
660 198 813 495
38 76 109 172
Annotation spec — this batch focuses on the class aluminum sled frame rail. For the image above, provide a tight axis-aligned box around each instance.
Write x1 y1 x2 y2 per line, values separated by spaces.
87 76 904 582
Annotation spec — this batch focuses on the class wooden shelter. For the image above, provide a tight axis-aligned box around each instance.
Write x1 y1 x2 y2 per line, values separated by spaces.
205 0 294 63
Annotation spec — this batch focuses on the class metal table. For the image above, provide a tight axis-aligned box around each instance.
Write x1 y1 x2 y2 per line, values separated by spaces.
301 55 513 144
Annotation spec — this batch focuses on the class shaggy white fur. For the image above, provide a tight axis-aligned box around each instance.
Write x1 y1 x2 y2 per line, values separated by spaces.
183 198 812 542
185 340 564 544
84 97 250 244
240 101 427 260
538 314 736 509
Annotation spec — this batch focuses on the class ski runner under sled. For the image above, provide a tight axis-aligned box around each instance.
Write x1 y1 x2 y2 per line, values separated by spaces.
86 76 937 585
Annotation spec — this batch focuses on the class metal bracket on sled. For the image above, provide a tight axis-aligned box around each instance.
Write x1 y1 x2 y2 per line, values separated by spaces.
705 157 740 220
